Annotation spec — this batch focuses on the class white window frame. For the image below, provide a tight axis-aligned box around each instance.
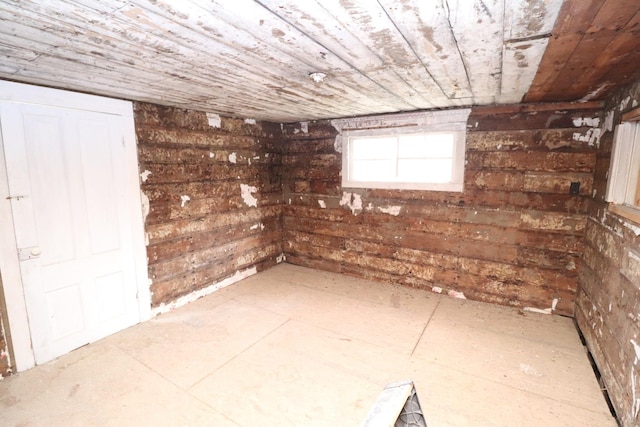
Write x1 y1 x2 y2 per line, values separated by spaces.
332 109 471 192
605 120 640 222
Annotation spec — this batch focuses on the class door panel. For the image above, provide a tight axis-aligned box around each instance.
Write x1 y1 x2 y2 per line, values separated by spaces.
1 102 141 364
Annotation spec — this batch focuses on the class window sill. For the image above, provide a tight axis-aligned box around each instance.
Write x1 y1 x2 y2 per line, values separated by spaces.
608 203 640 224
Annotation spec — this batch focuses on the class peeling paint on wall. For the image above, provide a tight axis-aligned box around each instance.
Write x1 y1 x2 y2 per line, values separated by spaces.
573 117 600 127
603 110 615 133
206 112 221 128
140 169 152 182
229 152 237 163
572 128 601 147
240 183 258 207
151 267 258 316
377 205 402 216
631 339 640 365
180 195 190 207
339 191 362 215
524 298 559 314
140 191 150 223
620 96 631 111
276 253 286 263
244 118 256 125
318 200 327 208
249 223 265 231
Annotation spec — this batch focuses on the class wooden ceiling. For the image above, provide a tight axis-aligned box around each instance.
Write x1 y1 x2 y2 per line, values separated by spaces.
527 0 640 103
0 0 639 122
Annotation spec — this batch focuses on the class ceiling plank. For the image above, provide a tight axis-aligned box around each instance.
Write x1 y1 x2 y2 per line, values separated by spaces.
540 0 640 101
302 0 446 107
375 0 472 100
0 6 363 120
446 0 505 103
256 0 423 100
524 0 604 102
499 0 563 103
567 8 640 100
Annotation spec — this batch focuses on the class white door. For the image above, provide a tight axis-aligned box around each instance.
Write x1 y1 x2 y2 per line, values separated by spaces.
1 102 142 364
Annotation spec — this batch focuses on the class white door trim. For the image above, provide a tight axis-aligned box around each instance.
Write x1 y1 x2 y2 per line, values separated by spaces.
0 81 151 371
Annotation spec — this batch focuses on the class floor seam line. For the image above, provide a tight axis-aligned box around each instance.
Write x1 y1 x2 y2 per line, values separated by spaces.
187 317 292 391
411 296 441 356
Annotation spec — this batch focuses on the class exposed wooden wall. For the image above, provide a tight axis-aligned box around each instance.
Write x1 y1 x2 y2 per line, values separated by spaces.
576 79 640 426
281 105 602 316
0 306 10 377
135 103 283 307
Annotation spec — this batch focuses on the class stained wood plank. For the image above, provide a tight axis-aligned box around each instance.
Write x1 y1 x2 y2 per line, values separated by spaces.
567 9 640 98
499 0 563 103
375 0 472 100
525 0 604 102
447 0 505 102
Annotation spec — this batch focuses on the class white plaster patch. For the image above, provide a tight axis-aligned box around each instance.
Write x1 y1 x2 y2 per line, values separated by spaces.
579 83 612 102
519 363 543 377
447 290 466 299
572 128 601 146
339 191 363 215
620 96 631 111
151 267 257 316
180 194 190 208
626 221 640 237
632 369 640 418
244 118 256 125
431 286 443 294
140 191 150 223
300 121 308 133
140 169 152 182
318 200 327 209
206 112 221 128
604 110 615 133
378 205 402 216
572 117 600 127
229 152 237 164
631 340 640 365
240 183 258 207
366 203 374 212
524 298 558 315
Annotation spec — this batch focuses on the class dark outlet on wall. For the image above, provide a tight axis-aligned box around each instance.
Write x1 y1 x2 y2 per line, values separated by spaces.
569 182 580 195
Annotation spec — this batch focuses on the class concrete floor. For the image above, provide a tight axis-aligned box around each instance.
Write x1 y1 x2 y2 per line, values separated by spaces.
0 263 616 426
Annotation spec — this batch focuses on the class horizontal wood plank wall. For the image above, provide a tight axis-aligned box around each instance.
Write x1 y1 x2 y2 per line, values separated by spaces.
135 103 283 306
282 105 602 316
575 79 640 426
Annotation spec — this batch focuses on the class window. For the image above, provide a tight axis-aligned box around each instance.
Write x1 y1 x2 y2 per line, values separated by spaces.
332 109 470 192
605 117 640 223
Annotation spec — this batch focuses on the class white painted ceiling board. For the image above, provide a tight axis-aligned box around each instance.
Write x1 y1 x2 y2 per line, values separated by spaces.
0 0 565 122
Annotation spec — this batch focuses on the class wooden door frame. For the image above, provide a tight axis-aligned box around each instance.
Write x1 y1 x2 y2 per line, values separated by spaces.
0 81 151 371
